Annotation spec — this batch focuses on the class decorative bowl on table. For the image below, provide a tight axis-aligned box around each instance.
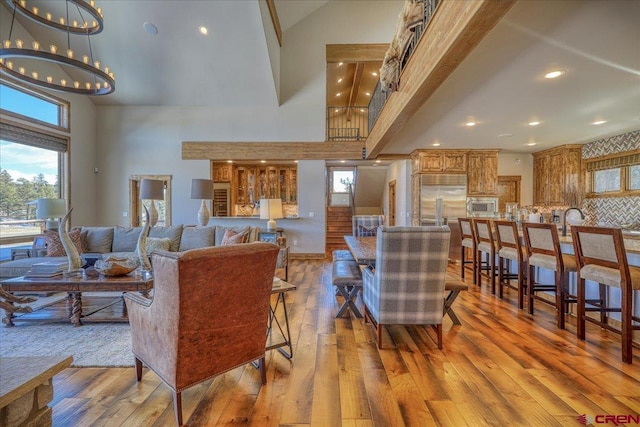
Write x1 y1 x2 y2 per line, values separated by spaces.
94 256 139 276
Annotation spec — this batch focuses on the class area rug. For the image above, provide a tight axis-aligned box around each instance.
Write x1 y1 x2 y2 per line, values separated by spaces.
0 293 133 367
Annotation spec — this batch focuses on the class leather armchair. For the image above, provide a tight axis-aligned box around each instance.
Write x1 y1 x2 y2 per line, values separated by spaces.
124 242 279 426
362 226 450 349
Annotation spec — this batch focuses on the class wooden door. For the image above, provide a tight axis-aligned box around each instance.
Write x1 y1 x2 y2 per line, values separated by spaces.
388 180 396 226
497 175 521 212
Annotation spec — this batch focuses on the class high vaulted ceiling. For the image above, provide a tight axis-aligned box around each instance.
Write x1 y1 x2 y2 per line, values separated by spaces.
2 0 639 155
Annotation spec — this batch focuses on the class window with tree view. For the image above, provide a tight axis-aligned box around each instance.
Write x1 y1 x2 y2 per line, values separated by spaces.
0 81 69 248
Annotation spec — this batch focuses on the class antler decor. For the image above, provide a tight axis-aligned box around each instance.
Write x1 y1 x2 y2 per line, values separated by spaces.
59 208 83 275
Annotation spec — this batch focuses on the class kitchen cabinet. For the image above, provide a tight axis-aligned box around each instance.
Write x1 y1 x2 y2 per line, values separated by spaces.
467 150 498 196
532 145 582 205
212 162 232 182
411 150 467 174
231 164 297 210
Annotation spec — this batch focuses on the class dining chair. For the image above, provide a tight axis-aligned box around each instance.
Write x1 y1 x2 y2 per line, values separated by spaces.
352 215 385 237
458 218 476 284
494 220 527 309
124 243 280 426
571 226 640 364
362 225 450 349
473 218 497 294
522 222 577 329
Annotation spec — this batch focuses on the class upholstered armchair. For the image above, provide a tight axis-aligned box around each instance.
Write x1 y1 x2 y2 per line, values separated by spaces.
362 226 451 349
124 242 280 426
352 215 385 237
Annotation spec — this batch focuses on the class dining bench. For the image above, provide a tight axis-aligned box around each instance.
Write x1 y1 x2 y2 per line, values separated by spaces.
331 259 363 318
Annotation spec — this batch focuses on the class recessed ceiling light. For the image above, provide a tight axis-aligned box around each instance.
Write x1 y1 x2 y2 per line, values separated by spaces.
198 26 209 35
465 121 476 127
336 93 341 97
226 160 233 163
528 121 541 126
432 142 441 147
143 22 158 35
497 133 513 138
592 120 607 125
375 160 381 163
527 142 537 146
360 108 364 112
365 92 371 96
335 108 339 113
340 160 346 163
338 62 343 66
337 78 343 83
372 72 378 76
294 160 299 163
372 163 378 167
544 70 565 79
260 160 266 163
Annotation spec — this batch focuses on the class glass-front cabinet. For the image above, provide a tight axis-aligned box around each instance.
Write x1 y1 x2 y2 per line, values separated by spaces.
212 162 297 216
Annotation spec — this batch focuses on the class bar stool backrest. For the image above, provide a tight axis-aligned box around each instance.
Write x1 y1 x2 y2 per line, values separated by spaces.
473 218 495 253
571 226 634 289
459 218 475 249
494 220 524 262
522 222 564 272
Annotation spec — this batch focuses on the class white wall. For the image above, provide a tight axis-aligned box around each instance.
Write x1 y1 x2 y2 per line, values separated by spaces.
383 159 412 226
497 152 534 206
92 2 401 255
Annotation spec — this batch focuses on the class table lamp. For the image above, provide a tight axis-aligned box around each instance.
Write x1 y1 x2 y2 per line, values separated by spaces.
139 179 164 226
260 198 283 232
191 179 214 226
35 198 66 230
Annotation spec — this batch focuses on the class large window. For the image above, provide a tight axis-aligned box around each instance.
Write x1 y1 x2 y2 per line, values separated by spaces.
0 81 69 246
587 152 640 196
328 167 355 207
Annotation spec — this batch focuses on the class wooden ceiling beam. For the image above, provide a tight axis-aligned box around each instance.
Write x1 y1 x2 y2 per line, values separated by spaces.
365 0 517 158
326 44 388 63
348 63 364 108
182 141 364 161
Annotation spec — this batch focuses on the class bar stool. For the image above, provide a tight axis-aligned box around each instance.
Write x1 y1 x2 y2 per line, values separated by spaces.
522 222 577 329
494 220 527 309
473 218 497 294
458 218 476 284
571 226 640 364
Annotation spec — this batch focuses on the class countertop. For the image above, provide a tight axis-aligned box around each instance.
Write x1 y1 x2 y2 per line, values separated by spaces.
558 233 640 255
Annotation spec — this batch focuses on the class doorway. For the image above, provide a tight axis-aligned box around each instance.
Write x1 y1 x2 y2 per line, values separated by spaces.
388 180 396 226
497 175 521 212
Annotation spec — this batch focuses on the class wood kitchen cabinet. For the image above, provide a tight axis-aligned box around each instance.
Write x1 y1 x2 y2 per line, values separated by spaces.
411 150 467 173
230 163 297 209
212 162 232 182
467 150 498 196
532 145 582 205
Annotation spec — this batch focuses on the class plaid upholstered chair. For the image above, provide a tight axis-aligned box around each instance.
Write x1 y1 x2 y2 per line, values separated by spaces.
352 215 385 237
362 226 450 349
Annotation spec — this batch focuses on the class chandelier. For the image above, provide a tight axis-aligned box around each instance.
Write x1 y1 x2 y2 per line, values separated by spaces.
0 0 115 95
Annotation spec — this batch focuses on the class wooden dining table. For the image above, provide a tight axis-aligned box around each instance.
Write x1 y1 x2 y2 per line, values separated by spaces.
343 236 376 265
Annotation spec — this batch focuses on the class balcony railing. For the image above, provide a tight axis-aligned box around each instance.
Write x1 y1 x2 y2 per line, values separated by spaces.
327 106 369 141
368 0 440 132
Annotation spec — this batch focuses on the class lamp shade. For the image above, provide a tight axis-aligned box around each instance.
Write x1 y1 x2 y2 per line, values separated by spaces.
139 179 164 200
260 199 283 220
35 198 66 219
190 179 214 199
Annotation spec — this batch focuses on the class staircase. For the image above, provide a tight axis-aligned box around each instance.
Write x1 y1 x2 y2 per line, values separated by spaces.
326 206 352 258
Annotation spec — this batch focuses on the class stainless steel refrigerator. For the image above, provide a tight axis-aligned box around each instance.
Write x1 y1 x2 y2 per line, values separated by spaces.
419 174 468 225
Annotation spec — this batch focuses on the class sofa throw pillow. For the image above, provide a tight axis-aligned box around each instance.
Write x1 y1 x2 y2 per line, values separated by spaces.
220 229 248 246
142 237 172 254
179 226 215 251
82 227 114 253
215 226 251 246
112 227 143 252
149 225 183 252
44 228 83 257
358 225 378 237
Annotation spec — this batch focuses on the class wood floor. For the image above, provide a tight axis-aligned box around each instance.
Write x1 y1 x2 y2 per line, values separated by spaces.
49 260 640 426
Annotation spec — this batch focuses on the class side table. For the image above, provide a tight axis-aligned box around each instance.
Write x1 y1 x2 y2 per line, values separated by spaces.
266 277 296 359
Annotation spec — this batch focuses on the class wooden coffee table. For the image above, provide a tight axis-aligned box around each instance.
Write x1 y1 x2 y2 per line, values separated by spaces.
1 274 153 327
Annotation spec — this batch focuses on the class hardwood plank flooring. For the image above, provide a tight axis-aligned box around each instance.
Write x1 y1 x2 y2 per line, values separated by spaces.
49 260 640 426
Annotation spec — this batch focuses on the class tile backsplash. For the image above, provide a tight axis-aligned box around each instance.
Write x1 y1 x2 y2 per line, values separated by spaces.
581 130 639 159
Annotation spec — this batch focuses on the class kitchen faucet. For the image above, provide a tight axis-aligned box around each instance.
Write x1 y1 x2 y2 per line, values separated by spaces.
561 207 585 236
